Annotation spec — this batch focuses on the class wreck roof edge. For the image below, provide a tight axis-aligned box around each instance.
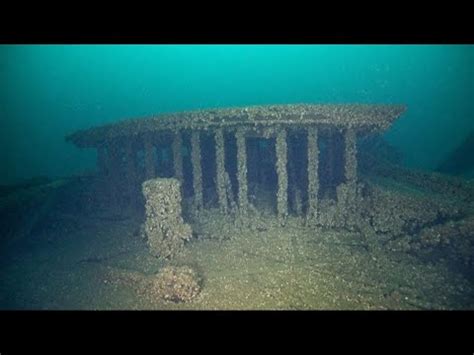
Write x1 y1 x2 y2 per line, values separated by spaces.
66 103 407 148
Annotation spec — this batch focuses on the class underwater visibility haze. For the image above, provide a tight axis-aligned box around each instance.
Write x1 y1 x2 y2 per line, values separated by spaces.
0 45 473 310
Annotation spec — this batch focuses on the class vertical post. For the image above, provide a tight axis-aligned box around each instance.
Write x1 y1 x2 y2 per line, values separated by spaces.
172 131 184 184
143 133 156 180
191 131 203 210
215 128 228 213
307 127 319 219
276 128 288 221
337 128 358 220
235 127 248 213
344 128 357 184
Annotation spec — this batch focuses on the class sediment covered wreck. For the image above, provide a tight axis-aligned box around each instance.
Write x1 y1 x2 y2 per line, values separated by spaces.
66 103 407 228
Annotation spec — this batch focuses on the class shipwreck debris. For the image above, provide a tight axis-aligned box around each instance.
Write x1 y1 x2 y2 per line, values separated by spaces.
142 178 192 259
66 103 407 229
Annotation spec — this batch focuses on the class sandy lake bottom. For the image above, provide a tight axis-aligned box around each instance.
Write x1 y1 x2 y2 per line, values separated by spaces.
1 208 472 310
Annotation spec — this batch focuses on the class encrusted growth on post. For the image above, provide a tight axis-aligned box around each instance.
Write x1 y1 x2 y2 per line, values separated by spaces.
224 171 237 212
191 131 203 210
307 127 319 220
276 128 288 221
344 128 357 184
143 133 156 179
142 178 192 259
336 128 359 225
236 127 248 214
215 128 228 213
172 131 183 184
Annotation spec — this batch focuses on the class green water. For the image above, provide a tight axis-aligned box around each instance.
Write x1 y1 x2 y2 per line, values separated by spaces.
1 45 473 184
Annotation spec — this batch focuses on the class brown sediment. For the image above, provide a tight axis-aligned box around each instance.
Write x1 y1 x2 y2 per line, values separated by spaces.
3 167 474 310
105 265 201 303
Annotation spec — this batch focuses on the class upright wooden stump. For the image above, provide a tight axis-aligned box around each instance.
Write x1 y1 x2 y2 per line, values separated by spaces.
142 178 192 259
307 127 319 220
191 131 203 210
235 128 248 214
276 128 288 221
215 128 228 213
172 131 184 184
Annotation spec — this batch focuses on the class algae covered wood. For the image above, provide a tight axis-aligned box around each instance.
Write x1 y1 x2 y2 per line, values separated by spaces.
307 127 319 220
276 128 288 221
66 104 406 148
236 127 248 214
142 178 192 259
191 131 203 211
172 131 184 184
215 128 228 213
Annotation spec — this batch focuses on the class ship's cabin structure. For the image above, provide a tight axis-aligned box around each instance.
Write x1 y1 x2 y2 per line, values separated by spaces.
66 104 406 227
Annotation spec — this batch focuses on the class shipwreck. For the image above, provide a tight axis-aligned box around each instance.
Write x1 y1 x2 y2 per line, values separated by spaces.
66 104 408 230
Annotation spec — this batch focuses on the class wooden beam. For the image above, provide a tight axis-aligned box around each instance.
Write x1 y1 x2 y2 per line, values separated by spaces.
276 128 288 220
191 131 203 210
236 127 248 213
215 128 228 213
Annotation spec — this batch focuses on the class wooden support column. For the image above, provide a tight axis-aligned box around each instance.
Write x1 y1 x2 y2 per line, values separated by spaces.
276 128 288 220
336 128 358 217
235 127 248 213
215 128 228 213
143 133 156 180
172 131 184 184
344 128 357 184
191 131 203 210
307 127 319 219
